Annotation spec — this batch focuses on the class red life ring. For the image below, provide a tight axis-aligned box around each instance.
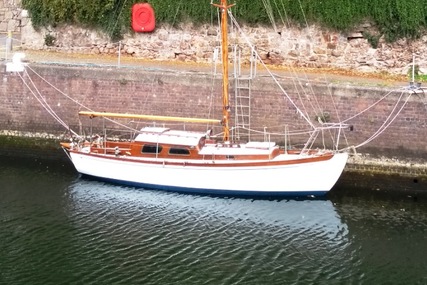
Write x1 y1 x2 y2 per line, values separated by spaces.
132 3 156 33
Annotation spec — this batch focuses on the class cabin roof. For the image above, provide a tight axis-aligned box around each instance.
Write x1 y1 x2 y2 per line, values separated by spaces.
134 127 205 146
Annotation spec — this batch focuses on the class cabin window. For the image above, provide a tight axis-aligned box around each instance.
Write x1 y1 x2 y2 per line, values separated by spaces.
169 147 190 156
142 144 162 154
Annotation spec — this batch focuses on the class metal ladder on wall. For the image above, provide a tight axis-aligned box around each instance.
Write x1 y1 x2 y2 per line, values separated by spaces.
232 45 257 142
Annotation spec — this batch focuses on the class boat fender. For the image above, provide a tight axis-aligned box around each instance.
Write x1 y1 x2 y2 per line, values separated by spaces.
114 146 120 157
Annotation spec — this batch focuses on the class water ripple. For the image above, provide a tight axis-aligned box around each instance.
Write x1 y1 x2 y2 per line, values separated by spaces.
52 180 348 284
2 160 427 285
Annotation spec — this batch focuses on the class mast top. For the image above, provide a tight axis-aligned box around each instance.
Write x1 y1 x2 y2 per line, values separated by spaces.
212 0 234 9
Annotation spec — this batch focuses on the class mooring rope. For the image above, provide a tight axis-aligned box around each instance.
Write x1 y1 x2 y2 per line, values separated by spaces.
18 70 79 136
341 91 412 151
23 66 142 134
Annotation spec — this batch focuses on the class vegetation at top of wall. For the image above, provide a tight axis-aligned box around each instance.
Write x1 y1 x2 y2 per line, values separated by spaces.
21 0 427 42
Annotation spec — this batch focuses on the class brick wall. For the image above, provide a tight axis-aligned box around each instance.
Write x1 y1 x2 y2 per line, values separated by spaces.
1 63 427 160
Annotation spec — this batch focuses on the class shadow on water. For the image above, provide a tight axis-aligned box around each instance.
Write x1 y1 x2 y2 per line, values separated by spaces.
330 170 427 203
327 171 427 284
0 154 76 176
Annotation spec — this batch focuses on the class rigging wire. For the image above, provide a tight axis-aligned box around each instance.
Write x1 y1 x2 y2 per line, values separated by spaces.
106 0 129 39
297 70 339 149
24 66 141 135
297 0 309 28
278 0 332 130
259 0 330 134
228 10 315 130
341 90 395 124
228 3 412 152
18 70 77 136
290 76 313 124
172 0 183 27
344 91 412 150
15 0 412 153
279 0 331 135
261 0 278 33
240 125 315 137
271 0 352 150
274 0 288 27
324 75 350 148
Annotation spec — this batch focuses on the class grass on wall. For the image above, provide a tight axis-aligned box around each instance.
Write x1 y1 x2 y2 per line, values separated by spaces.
21 0 427 42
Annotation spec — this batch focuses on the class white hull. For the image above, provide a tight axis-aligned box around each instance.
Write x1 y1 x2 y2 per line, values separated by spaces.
68 151 348 197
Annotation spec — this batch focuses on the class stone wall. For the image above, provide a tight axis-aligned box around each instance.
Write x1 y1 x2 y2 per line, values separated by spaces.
0 0 23 34
0 0 26 56
2 1 427 75
18 21 427 76
1 63 427 160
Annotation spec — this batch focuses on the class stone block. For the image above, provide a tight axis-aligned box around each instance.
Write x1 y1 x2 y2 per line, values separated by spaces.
0 22 7 32
288 49 299 57
347 32 364 39
21 9 28 18
5 10 13 19
331 50 342 57
8 19 19 31
313 47 326 54
308 55 318 61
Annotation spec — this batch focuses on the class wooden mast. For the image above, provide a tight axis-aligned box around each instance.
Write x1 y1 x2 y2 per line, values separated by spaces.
213 0 233 142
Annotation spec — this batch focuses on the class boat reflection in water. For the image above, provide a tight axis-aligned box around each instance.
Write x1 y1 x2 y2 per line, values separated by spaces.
68 178 347 235
64 179 352 283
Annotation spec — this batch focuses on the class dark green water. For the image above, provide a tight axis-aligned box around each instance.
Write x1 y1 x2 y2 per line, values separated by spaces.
1 156 427 285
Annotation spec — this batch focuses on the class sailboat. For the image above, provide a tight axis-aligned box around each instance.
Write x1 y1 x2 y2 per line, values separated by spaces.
55 0 349 197
0 0 342 198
